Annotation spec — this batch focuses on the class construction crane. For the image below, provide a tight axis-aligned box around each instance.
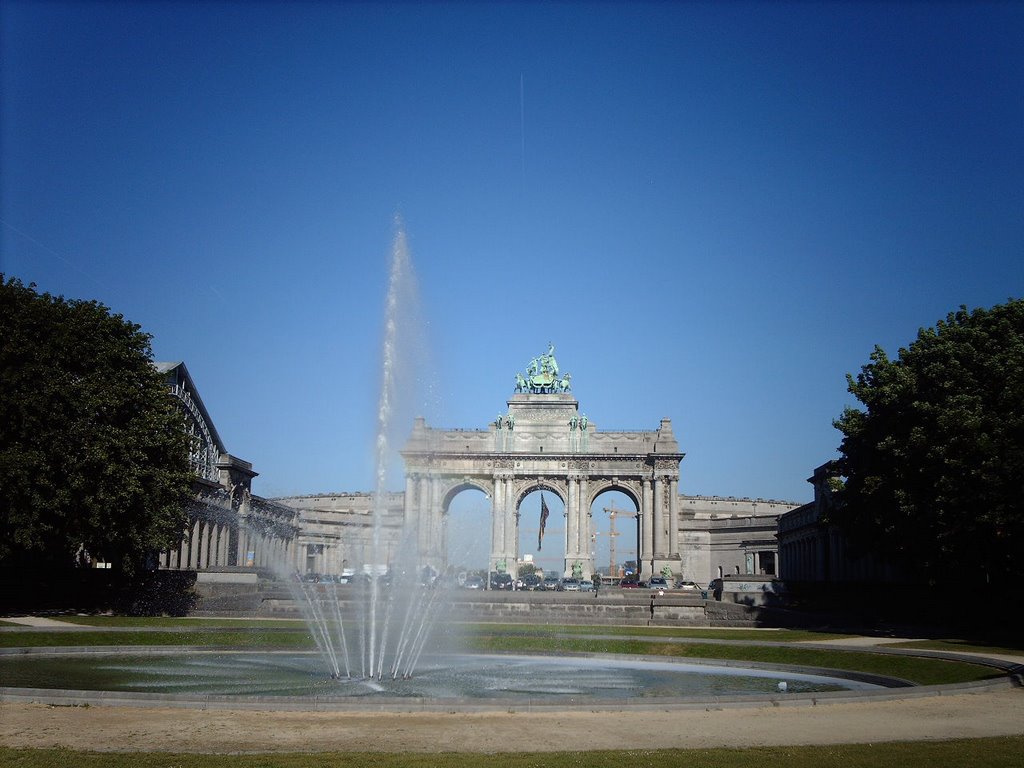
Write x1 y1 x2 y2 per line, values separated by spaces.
599 502 638 578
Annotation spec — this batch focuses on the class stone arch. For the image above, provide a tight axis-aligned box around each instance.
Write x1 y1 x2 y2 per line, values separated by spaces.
440 479 491 512
511 480 566 510
401 396 684 581
583 481 641 511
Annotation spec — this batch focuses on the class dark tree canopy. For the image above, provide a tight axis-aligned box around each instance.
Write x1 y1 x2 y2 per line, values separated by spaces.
0 276 194 574
831 300 1024 586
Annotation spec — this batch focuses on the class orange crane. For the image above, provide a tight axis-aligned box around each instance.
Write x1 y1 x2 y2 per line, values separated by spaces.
599 502 638 578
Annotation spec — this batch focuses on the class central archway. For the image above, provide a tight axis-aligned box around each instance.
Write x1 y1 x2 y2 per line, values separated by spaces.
517 488 565 581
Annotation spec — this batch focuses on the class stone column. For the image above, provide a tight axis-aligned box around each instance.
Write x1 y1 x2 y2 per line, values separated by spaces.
641 479 653 578
578 476 590 575
223 524 232 566
418 476 431 555
503 479 517 565
238 527 251 568
438 508 448 571
566 480 578 571
430 479 442 562
404 474 418 531
189 520 201 569
492 476 506 570
653 477 665 557
249 530 259 569
668 478 680 557
209 525 218 567
217 524 229 566
195 522 206 569
234 529 244 569
205 522 215 568
210 528 221 569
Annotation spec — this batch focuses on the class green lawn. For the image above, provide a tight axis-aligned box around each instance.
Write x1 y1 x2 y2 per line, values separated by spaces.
2 738 1024 767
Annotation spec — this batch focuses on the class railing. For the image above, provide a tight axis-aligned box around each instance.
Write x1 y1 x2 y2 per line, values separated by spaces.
168 384 219 481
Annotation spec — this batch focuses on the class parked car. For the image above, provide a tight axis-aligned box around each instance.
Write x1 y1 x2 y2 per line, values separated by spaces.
490 572 514 590
578 580 595 592
675 580 702 590
463 574 485 589
647 576 669 590
520 574 543 591
619 578 643 588
561 578 581 592
542 576 561 591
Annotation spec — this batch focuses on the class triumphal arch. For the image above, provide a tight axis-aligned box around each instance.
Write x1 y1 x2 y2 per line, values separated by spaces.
401 346 684 581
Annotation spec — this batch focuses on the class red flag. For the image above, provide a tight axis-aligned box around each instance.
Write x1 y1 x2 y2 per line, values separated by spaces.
538 494 550 550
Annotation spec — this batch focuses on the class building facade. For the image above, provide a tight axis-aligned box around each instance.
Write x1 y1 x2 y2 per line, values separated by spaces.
156 362 299 579
159 354 800 587
276 349 800 585
777 461 905 584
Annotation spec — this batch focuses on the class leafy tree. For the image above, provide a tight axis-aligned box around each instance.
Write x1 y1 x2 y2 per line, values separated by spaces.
0 276 194 575
831 300 1024 586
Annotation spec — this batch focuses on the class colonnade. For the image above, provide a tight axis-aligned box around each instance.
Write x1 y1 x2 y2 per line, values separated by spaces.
161 517 235 570
161 516 297 571
161 495 299 573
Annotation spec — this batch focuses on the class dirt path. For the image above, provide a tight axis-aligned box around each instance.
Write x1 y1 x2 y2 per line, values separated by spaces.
3 688 1024 754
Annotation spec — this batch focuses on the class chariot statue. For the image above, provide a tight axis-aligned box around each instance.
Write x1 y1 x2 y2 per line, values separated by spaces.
515 343 572 394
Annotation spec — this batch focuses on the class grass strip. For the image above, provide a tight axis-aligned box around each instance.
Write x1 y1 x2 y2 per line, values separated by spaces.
0 630 315 649
460 622 857 642
48 616 309 629
3 737 1024 767
468 633 999 685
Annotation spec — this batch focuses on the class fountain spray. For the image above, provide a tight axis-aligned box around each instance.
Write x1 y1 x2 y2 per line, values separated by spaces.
367 218 409 679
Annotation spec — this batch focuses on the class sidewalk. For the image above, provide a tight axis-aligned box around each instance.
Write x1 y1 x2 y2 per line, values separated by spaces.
2 615 94 628
797 633 1024 666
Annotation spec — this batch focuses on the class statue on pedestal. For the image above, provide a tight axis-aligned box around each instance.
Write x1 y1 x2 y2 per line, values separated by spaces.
515 343 571 394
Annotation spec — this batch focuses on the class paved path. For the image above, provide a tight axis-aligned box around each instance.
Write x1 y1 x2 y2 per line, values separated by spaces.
2 615 94 628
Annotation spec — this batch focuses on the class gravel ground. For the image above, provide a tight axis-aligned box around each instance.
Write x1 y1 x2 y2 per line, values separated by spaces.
2 687 1023 753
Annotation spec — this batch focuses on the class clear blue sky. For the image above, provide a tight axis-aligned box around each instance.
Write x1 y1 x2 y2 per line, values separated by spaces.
3 1 1023 513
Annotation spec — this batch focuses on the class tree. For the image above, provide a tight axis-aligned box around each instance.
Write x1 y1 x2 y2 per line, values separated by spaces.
517 562 538 577
0 276 194 575
831 300 1024 587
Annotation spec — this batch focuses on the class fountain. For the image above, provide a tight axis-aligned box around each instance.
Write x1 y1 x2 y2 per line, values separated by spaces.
268 218 455 684
0 649 891 702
